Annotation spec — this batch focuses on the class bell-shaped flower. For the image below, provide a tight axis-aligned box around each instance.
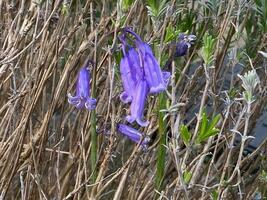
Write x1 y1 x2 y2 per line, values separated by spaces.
175 33 197 57
119 47 142 103
68 67 96 110
140 43 171 93
126 78 149 127
117 124 150 148
118 28 172 127
125 29 170 94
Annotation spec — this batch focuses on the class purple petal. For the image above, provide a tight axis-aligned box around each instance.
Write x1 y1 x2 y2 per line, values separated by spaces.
67 94 84 109
143 52 166 94
76 67 91 98
85 98 97 110
67 94 80 104
187 34 197 43
175 33 196 57
123 28 143 45
127 48 143 79
162 71 171 86
119 48 143 103
120 91 133 103
136 118 149 127
75 100 85 109
126 79 149 127
120 56 137 103
117 124 149 147
68 95 84 109
178 33 186 40
175 41 188 57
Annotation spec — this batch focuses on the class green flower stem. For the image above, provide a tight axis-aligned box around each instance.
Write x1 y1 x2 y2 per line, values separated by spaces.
156 92 167 190
90 61 97 182
90 109 97 182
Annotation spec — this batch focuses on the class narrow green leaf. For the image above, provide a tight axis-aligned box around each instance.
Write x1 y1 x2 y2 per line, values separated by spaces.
211 190 219 200
207 114 220 132
199 111 208 139
120 0 134 10
156 93 167 190
180 124 191 145
196 112 220 144
203 128 220 139
164 25 180 43
90 64 98 182
183 170 192 183
201 33 216 65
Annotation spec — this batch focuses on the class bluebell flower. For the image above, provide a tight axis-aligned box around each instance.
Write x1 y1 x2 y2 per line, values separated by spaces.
124 28 171 94
119 41 142 103
68 67 96 110
117 124 150 148
164 33 197 69
143 45 171 93
126 78 149 127
175 33 196 57
118 28 171 127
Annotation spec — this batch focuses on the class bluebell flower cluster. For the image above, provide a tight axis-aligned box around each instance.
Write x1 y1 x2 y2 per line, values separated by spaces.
67 28 196 149
119 28 171 127
117 28 172 147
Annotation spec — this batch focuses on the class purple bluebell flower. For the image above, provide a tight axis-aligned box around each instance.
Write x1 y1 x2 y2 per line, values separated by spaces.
126 79 149 127
123 28 171 94
118 124 150 148
119 47 142 103
142 43 171 93
175 33 196 57
118 28 172 127
68 67 96 110
164 33 197 69
119 32 149 126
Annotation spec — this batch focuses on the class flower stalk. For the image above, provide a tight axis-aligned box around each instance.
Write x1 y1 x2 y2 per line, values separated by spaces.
90 60 98 182
155 92 167 190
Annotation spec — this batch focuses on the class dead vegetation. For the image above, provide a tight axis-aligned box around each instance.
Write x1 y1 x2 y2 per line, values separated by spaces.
0 0 267 199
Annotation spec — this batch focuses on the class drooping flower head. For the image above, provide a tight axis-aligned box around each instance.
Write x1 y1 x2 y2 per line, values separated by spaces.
126 79 149 127
123 28 171 94
68 66 96 110
117 124 150 149
175 33 197 57
119 34 142 103
118 28 171 127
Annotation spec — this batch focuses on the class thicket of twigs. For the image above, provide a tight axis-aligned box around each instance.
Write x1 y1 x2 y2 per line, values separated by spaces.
0 0 267 199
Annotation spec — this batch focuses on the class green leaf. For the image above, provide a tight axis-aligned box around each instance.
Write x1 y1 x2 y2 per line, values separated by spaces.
164 25 180 43
199 111 208 140
180 125 191 145
120 0 134 11
61 3 69 16
183 170 192 183
146 0 168 21
255 0 267 32
196 112 221 144
177 10 195 32
211 190 219 200
201 33 216 65
207 114 220 132
204 128 220 138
